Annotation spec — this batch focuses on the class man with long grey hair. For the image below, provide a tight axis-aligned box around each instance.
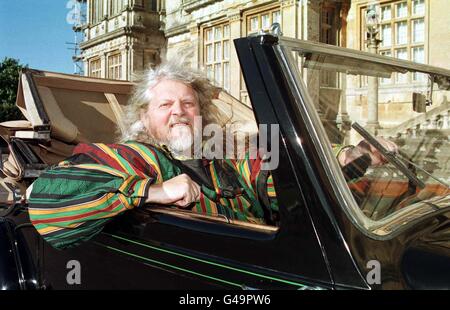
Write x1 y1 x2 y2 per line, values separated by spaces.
28 59 398 249
119 60 225 156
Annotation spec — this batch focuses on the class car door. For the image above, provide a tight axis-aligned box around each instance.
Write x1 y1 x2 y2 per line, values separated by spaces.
39 128 333 289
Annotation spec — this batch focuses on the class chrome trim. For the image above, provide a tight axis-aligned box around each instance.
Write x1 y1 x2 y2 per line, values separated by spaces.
278 36 450 79
146 207 279 232
269 23 283 37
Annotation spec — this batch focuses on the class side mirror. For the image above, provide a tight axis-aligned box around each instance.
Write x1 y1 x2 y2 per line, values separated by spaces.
412 92 427 113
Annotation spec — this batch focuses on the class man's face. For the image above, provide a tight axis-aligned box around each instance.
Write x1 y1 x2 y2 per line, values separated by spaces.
140 79 201 153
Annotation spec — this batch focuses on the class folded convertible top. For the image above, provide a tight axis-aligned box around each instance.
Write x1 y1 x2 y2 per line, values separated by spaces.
14 68 134 144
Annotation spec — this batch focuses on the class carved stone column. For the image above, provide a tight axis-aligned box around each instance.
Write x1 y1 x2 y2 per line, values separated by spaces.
443 111 450 129
187 22 200 69
228 11 241 99
281 0 297 38
101 51 107 79
120 45 128 80
366 40 380 134
127 37 134 81
337 3 350 127
304 0 323 117
304 0 322 42
86 1 92 25
83 57 88 77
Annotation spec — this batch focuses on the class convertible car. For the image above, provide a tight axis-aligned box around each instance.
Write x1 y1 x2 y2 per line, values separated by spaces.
0 31 449 289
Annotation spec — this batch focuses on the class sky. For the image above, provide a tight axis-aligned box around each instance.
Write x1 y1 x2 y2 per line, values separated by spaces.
0 0 77 74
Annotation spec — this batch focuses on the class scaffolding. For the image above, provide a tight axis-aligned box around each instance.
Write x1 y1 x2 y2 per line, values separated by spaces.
67 0 87 75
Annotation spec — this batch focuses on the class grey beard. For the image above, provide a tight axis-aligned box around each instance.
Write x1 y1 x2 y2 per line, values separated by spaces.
167 128 203 159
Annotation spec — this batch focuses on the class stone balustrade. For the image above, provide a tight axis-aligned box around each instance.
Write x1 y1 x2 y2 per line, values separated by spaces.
380 103 450 139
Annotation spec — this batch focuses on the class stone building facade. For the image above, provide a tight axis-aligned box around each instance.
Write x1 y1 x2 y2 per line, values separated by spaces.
79 0 165 81
345 0 450 130
163 0 351 104
77 0 449 132
78 0 352 102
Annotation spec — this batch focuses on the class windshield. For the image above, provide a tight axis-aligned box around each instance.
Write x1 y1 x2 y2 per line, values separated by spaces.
276 37 450 235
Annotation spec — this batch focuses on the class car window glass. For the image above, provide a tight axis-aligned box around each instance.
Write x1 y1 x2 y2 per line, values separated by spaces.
295 50 450 226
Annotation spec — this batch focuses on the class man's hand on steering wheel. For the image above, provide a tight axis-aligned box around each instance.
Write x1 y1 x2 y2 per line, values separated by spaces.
339 137 399 167
356 137 399 167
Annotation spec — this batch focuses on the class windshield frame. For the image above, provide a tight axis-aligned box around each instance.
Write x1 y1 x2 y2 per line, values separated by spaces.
273 36 450 239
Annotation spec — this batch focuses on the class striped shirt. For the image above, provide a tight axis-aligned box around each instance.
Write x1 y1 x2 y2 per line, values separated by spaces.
28 142 278 249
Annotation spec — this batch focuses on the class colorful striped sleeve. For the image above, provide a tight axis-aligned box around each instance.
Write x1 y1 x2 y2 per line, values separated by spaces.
28 143 156 249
